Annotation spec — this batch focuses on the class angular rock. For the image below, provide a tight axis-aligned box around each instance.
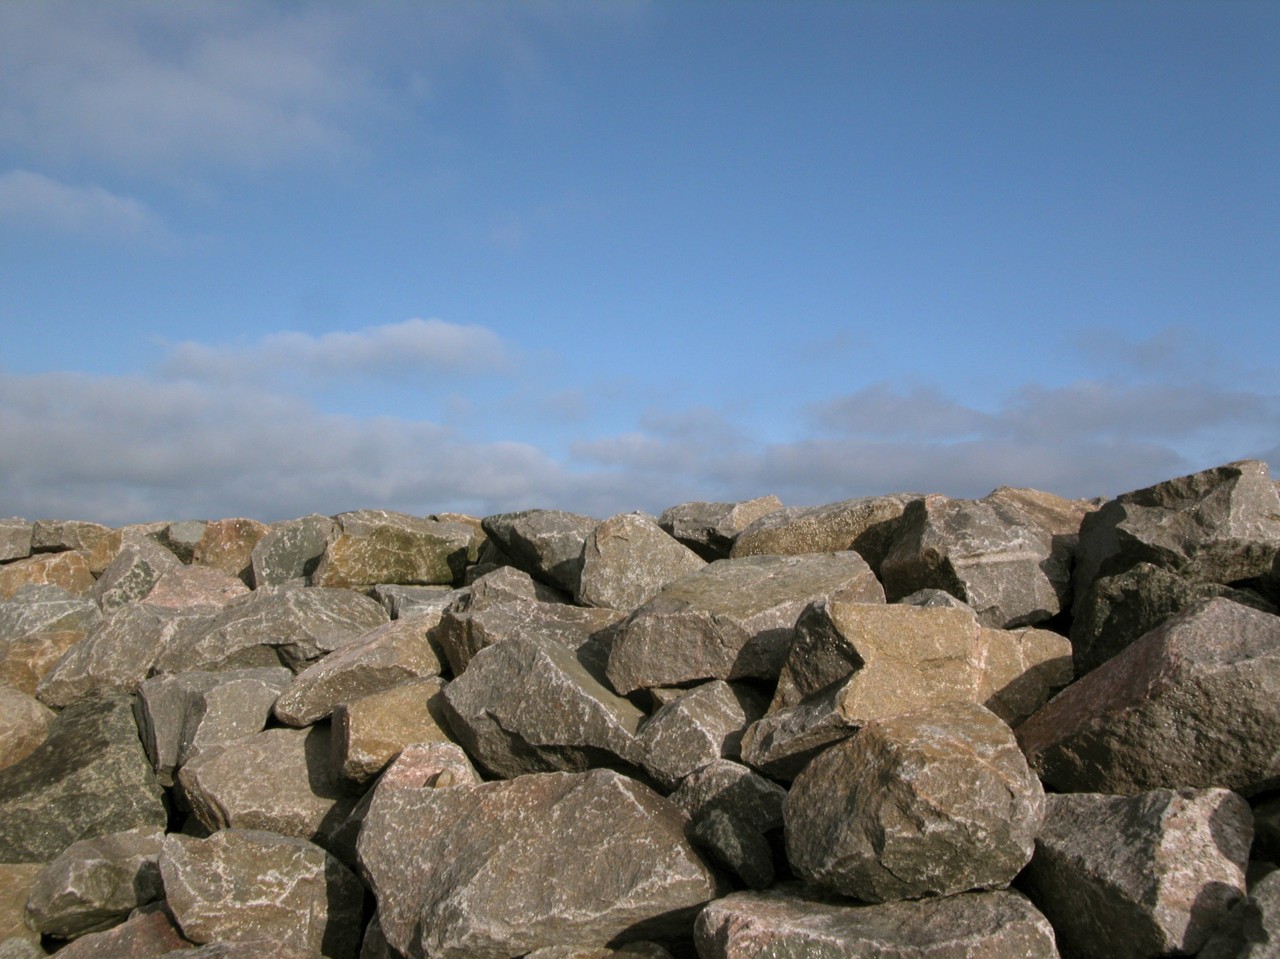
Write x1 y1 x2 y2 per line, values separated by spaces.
785 701 1044 902
190 518 269 583
576 512 706 612
606 552 885 695
640 680 767 789
178 724 362 850
135 668 293 786
688 809 774 889
29 520 116 561
441 636 646 779
0 688 167 862
0 628 89 696
695 885 1059 959
88 539 182 613
456 564 568 609
154 944 316 959
667 759 787 834
25 825 165 938
331 677 452 783
0 552 94 600
480 509 599 594
0 864 42 953
730 494 916 573
658 496 783 562
0 519 32 562
311 510 475 589
436 597 622 677
49 901 191 959
1018 597 1280 796
1198 868 1280 959
158 520 206 563
357 767 717 958
880 488 1089 628
161 829 364 959
140 564 249 612
369 583 457 619
1021 788 1252 959
249 514 335 588
0 585 101 694
0 686 52 772
152 586 389 674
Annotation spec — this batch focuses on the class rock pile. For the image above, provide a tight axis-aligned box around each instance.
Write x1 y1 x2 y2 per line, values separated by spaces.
0 462 1278 958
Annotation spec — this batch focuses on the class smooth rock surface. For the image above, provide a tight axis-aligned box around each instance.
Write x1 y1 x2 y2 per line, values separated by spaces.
658 496 782 561
479 509 599 594
576 512 705 612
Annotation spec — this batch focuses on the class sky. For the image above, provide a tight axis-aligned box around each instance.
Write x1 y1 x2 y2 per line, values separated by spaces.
1 0 1277 525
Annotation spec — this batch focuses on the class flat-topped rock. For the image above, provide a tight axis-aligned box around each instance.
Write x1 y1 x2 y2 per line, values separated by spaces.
311 509 476 589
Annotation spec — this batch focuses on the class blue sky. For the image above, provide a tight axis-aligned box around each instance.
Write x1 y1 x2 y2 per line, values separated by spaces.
1 1 1277 525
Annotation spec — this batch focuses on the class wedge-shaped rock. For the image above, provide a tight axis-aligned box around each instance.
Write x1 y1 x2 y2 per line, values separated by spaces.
135 668 293 785
273 616 445 726
161 829 364 959
744 601 1072 779
0 585 102 694
1018 597 1280 796
436 598 623 677
0 687 52 772
0 518 32 562
0 551 94 599
250 513 335 588
729 495 917 573
606 552 885 695
153 586 388 674
785 701 1044 902
1022 789 1252 959
311 510 475 588
178 724 362 851
358 768 717 958
1198 868 1280 959
30 520 119 572
695 885 1060 959
441 636 646 779
49 901 190 959
480 509 599 594
881 488 1090 628
0 689 167 862
141 564 249 612
668 760 787 834
25 825 165 939
658 496 782 561
190 518 268 582
331 677 452 783
88 538 181 613
576 512 706 612
640 680 767 789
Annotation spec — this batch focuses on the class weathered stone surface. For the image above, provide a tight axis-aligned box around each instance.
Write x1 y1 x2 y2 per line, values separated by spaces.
1018 597 1280 796
730 494 916 573
311 510 475 589
668 759 787 834
191 518 269 583
153 586 389 674
369 583 457 620
1022 788 1252 959
0 688 167 862
49 901 191 958
154 943 315 959
25 825 165 938
89 539 182 613
249 514 336 588
1198 868 1280 959
0 519 32 563
480 509 599 594
274 616 445 726
0 585 101 694
785 701 1044 902
744 601 1072 779
640 680 767 789
178 724 362 850
0 686 52 772
141 565 250 612
358 767 717 958
695 885 1060 959
689 809 775 889
0 934 44 958
441 635 646 779
880 487 1089 628
331 677 452 783
0 628 87 696
1070 561 1277 675
0 552 94 600
0 864 42 953
28 520 115 560
576 512 706 612
606 552 885 695
658 496 783 562
1073 460 1280 614
161 829 364 959
135 668 293 785
158 520 206 563
525 945 674 959
436 598 622 677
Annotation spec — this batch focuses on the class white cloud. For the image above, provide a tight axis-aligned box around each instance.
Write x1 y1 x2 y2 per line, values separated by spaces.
0 169 168 240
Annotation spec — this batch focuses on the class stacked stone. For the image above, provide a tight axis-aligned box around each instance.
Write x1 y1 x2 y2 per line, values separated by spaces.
0 461 1277 958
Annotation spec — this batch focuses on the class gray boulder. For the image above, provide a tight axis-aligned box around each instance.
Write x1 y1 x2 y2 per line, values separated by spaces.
480 509 599 594
639 680 767 790
658 495 782 561
668 759 787 834
190 518 269 583
369 583 458 619
436 597 622 677
0 518 32 562
688 809 775 889
0 686 52 772
249 513 335 587
88 538 181 613
576 512 706 612
311 509 477 589
1198 868 1280 959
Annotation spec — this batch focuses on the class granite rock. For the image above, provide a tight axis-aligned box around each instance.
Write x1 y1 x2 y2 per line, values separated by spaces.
249 514 335 588
576 512 705 612
729 494 916 574
191 518 269 583
311 509 475 589
89 539 182 613
639 680 767 790
0 552 94 600
479 509 599 594
0 686 53 772
657 496 782 561
331 676 452 783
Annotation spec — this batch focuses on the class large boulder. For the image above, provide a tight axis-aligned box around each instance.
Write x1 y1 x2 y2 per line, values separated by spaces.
729 494 916 574
784 701 1044 902
0 552 94 600
88 538 181 613
249 513 335 588
331 676 453 783
357 768 718 958
480 509 599 594
576 512 706 612
1017 597 1280 796
0 585 101 694
658 496 782 561
639 680 767 789
435 597 622 677
311 510 477 589
0 686 52 772
1021 788 1252 959
190 518 269 583
606 552 885 695
0 518 32 562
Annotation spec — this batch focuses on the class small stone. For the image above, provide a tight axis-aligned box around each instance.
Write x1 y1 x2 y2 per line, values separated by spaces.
368 583 457 620
658 496 783 561
249 514 335 588
576 512 706 612
158 520 206 563
0 686 53 772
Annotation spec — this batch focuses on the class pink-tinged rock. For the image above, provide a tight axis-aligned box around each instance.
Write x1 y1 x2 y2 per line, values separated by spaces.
89 540 181 613
1017 597 1280 796
0 553 94 600
785 701 1044 902
658 495 783 561
331 677 452 783
0 686 52 772
191 518 269 583
49 902 191 958
141 565 249 612
695 885 1060 959
311 510 477 589
1022 788 1252 959
357 768 717 959
576 512 706 612
161 830 364 959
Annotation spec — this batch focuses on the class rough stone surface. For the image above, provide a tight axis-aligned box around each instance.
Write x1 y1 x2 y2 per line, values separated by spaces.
161 829 364 959
311 510 475 588
1198 868 1280 959
158 521 206 563
667 760 787 834
461 564 569 608
436 597 622 678
1021 788 1252 959
331 676 452 783
141 564 250 612
0 686 53 772
29 520 116 564
25 825 165 938
191 518 269 583
0 688 167 862
0 586 102 694
0 552 94 600
525 945 673 959
639 680 767 789
48 901 191 958
784 701 1044 902
695 885 1060 959
0 864 42 953
1017 597 1280 796
606 552 885 695
658 496 783 562
357 768 717 959
0 519 32 563
369 583 457 620
480 509 599 594
576 512 706 612
249 514 335 588
689 810 775 889
89 539 182 613
273 616 445 726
